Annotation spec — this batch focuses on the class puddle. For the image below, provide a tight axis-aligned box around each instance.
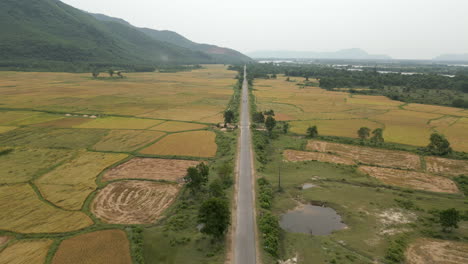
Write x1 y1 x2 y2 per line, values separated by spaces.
280 204 346 235
302 183 316 190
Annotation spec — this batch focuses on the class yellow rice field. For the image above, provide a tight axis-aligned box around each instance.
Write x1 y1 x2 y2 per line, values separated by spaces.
150 121 208 132
92 130 165 152
0 239 53 264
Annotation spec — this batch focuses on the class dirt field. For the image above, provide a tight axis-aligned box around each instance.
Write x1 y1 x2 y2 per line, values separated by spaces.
102 158 200 182
140 130 217 157
359 166 459 193
150 121 207 132
92 181 180 224
0 236 10 247
283 149 355 165
405 238 468 264
307 140 421 170
52 230 132 264
92 130 165 152
36 152 127 210
0 184 92 233
0 239 53 264
425 156 468 177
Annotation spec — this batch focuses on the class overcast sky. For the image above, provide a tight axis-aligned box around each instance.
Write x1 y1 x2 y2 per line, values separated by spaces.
62 0 468 60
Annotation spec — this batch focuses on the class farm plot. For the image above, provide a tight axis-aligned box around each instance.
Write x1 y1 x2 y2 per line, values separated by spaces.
0 147 74 184
289 119 381 138
75 116 164 129
92 130 165 152
283 149 355 165
52 230 132 264
307 140 421 170
102 158 200 182
0 111 62 126
405 238 468 264
92 181 180 224
0 184 92 233
0 239 53 264
140 130 217 158
425 156 468 177
0 126 16 134
358 166 459 193
36 152 127 210
33 117 91 128
150 121 207 132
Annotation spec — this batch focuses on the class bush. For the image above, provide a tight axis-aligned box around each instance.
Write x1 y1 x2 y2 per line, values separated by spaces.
259 211 280 256
258 178 273 210
385 237 407 263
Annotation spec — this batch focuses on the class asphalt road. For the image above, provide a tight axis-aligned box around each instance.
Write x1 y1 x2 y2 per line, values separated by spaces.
234 66 257 264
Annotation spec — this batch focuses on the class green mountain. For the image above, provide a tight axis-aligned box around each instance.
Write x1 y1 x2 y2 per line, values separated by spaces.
0 0 250 71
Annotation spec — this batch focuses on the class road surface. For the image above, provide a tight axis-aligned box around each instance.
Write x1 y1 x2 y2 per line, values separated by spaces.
234 66 257 264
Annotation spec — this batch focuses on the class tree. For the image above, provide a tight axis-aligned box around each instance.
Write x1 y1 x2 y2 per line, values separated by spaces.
224 110 234 125
371 128 384 144
198 198 230 239
264 109 275 116
439 208 461 232
92 71 99 78
286 77 290 82
217 161 233 187
196 162 209 179
358 127 371 141
427 133 452 155
253 112 265 123
108 69 114 77
265 116 276 135
282 122 289 134
184 163 209 193
306 126 318 138
271 73 277 79
116 71 124 78
208 179 225 198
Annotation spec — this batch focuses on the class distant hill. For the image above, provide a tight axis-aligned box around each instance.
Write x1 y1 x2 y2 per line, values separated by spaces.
433 53 468 62
0 0 250 71
247 48 392 60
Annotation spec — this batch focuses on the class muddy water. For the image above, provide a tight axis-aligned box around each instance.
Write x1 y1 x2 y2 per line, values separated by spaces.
280 204 346 235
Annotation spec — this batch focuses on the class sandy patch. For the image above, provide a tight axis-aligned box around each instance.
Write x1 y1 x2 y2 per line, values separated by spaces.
359 166 459 193
406 238 468 264
91 180 180 224
283 149 355 165
425 156 468 177
103 158 200 182
0 236 11 247
377 209 416 226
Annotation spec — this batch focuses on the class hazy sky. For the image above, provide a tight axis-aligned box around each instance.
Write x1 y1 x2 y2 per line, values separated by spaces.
62 0 468 59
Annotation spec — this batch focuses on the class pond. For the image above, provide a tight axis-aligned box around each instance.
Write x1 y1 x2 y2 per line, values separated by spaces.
279 204 346 235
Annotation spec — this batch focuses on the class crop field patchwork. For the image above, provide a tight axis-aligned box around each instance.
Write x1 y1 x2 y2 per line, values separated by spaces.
92 130 165 152
140 130 217 157
102 158 200 182
92 181 180 224
425 156 468 177
283 149 355 165
405 238 468 264
358 166 459 193
0 239 53 264
36 152 127 210
52 230 132 264
150 121 208 132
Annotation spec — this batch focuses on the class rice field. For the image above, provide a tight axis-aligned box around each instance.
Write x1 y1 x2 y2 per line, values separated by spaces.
0 239 53 264
150 121 208 132
75 116 164 129
254 77 468 151
92 130 165 152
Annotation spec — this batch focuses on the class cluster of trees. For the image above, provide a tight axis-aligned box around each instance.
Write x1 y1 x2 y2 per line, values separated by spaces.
91 69 125 78
357 127 384 145
257 178 280 256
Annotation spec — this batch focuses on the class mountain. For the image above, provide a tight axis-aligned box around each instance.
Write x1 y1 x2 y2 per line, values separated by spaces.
247 48 392 60
433 54 468 62
0 0 250 71
91 13 252 64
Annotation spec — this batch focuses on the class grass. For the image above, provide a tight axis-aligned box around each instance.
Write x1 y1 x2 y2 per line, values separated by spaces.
51 230 132 264
150 121 208 132
75 117 164 129
92 130 165 152
0 239 53 264
140 130 217 158
0 126 17 134
35 151 127 210
0 184 93 233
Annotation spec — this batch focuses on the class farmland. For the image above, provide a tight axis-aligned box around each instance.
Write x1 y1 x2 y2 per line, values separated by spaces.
0 65 238 263
253 75 468 151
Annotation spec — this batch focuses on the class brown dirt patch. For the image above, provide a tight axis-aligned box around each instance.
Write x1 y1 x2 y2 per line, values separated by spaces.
425 156 468 177
33 118 91 128
283 149 355 165
307 140 421 170
359 166 459 193
0 236 11 247
91 180 180 224
102 158 200 182
406 238 468 264
52 229 132 264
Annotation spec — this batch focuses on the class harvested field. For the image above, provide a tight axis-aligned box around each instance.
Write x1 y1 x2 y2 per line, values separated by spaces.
0 147 74 184
33 117 91 128
75 116 164 129
150 121 207 132
92 130 165 152
283 149 355 165
52 230 132 264
289 119 381 138
92 181 180 224
140 130 217 157
0 184 92 233
0 239 53 264
425 156 468 177
406 238 468 264
0 126 16 134
102 158 200 182
359 166 459 193
307 140 421 170
0 236 10 247
36 152 127 210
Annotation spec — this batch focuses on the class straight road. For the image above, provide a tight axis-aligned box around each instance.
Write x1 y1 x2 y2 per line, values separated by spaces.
234 66 257 264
